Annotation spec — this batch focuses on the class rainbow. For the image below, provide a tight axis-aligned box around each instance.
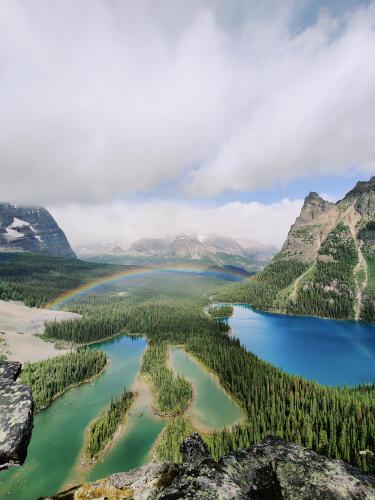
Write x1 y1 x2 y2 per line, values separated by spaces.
45 262 248 309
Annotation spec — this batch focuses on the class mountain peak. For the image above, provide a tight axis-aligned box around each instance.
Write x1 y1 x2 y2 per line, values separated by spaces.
343 176 375 200
306 191 320 199
303 192 330 206
0 202 75 257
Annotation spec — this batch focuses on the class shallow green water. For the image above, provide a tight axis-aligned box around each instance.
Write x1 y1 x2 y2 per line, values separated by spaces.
170 349 244 430
0 335 164 500
1 340 244 499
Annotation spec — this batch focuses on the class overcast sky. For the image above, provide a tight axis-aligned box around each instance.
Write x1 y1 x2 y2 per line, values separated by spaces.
1 0 374 246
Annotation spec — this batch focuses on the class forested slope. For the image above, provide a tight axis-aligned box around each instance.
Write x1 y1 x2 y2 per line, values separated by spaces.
0 252 124 307
217 177 375 322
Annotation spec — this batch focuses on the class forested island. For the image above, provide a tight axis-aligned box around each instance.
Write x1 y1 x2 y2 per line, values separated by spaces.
20 350 107 411
207 304 233 318
84 389 135 462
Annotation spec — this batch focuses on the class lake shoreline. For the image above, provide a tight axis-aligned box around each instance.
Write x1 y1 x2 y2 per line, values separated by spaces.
168 346 247 433
35 357 111 413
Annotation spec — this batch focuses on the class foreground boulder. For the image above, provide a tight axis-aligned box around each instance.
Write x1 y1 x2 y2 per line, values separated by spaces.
0 361 33 470
48 433 375 499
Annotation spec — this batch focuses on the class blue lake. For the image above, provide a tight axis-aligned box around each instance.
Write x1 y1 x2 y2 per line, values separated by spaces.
229 304 375 386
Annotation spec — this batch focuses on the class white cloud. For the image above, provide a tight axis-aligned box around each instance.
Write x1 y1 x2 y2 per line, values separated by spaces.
0 1 374 205
49 197 303 247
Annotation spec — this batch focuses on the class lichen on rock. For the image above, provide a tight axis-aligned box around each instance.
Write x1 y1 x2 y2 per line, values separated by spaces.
0 361 33 470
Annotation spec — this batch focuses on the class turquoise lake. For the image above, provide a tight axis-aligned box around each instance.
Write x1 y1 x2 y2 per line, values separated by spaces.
2 301 375 499
0 335 164 500
229 304 375 386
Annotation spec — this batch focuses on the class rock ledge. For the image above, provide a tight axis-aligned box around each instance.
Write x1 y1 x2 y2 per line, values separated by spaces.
49 433 375 499
0 361 33 470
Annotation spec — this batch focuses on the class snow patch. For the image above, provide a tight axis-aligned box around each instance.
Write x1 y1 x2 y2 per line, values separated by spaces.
3 217 41 242
5 227 24 239
11 217 30 228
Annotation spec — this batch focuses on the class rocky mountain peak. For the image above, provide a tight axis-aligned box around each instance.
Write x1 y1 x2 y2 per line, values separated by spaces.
342 176 375 216
305 191 322 201
344 176 375 200
303 191 333 210
280 191 337 262
0 202 75 257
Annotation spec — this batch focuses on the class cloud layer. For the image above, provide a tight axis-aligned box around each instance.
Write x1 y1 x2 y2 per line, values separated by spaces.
0 0 374 205
50 197 303 247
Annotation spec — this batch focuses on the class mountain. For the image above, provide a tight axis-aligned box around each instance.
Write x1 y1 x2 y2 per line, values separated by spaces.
0 203 75 258
219 176 375 322
169 234 216 259
73 241 128 257
75 234 277 271
127 237 170 256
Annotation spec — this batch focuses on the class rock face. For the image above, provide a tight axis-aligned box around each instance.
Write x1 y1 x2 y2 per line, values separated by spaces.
0 361 33 470
48 434 375 499
281 192 338 263
280 178 375 265
0 202 75 257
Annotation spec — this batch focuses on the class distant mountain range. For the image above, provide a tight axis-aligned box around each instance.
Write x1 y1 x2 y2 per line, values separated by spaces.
0 203 75 258
219 176 375 322
75 234 278 271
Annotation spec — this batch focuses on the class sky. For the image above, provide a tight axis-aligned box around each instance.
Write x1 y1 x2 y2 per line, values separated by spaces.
0 0 374 246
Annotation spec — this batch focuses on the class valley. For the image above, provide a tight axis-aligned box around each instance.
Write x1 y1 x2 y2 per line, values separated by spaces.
1 289 375 499
3 2 375 495
0 177 375 498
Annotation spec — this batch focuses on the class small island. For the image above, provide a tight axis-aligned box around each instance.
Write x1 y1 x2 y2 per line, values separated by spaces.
84 389 135 463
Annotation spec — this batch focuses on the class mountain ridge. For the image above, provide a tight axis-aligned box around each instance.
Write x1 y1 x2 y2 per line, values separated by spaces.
218 177 375 322
75 234 278 271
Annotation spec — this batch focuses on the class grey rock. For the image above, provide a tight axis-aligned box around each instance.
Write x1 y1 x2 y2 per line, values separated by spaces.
280 191 338 263
344 177 375 216
0 361 33 470
0 202 75 257
48 435 375 499
0 361 21 381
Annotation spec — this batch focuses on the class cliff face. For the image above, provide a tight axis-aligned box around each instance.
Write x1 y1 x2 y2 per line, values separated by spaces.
280 192 338 263
0 202 75 257
0 361 34 470
49 434 375 499
280 177 375 265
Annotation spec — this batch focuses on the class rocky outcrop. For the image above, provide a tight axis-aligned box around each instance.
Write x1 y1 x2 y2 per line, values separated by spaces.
279 178 375 265
48 434 375 499
0 202 75 257
0 361 33 470
280 192 338 263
